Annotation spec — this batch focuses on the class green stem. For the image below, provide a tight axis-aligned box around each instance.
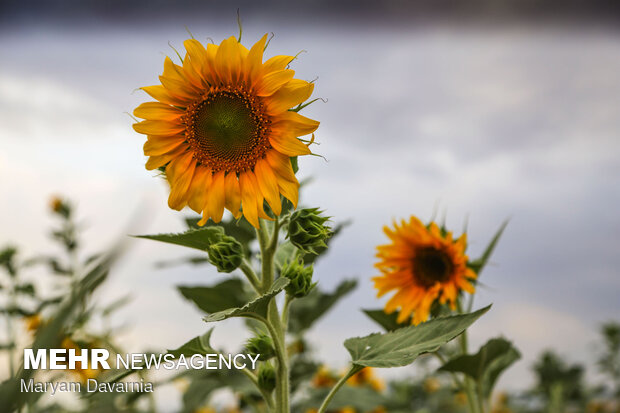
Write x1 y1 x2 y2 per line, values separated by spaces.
457 299 482 413
240 367 274 410
281 294 293 329
240 259 261 293
256 217 289 413
317 365 362 413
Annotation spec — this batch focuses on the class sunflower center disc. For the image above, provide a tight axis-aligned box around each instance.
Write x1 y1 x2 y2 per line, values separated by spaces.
412 247 453 287
194 94 258 159
185 90 271 173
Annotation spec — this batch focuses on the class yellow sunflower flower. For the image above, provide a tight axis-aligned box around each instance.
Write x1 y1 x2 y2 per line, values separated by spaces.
133 34 319 228
347 367 385 392
372 216 477 325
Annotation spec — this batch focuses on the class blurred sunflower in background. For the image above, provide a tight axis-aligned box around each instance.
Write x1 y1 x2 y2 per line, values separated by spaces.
373 216 477 325
133 34 319 228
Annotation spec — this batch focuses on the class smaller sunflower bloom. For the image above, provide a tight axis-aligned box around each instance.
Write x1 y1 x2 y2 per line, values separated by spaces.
373 216 477 325
312 366 338 388
347 367 385 392
423 377 441 394
60 337 104 382
23 313 42 333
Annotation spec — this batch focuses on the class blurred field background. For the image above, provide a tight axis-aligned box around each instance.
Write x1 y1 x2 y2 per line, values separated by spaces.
1 1 619 411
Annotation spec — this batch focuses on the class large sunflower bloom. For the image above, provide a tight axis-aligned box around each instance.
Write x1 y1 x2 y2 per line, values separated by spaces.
133 35 319 228
372 216 477 325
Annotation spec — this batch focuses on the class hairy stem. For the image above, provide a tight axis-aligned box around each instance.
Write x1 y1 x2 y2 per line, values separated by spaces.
317 365 362 413
257 217 289 413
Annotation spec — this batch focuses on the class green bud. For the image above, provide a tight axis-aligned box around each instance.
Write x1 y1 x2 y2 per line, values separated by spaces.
207 234 243 273
281 258 315 298
245 334 275 361
258 362 276 393
287 208 332 255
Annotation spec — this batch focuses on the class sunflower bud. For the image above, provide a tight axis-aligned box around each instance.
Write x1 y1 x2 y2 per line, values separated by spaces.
245 334 275 361
207 234 243 273
287 208 332 255
282 258 315 298
257 362 276 393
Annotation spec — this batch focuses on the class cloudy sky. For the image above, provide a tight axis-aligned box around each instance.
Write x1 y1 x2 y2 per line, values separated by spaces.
1 3 619 410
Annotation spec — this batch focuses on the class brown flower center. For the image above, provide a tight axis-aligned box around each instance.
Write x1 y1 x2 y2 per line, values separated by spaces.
412 247 454 288
184 87 271 173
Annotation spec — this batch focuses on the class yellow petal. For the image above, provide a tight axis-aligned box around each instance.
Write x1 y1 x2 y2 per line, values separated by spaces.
246 34 268 84
262 55 295 74
265 151 299 207
141 85 189 107
271 111 319 136
166 151 194 184
168 159 196 210
143 135 185 156
256 69 295 96
133 120 185 136
239 172 260 228
206 171 226 223
224 173 242 218
133 102 184 121
145 146 186 170
254 159 282 215
269 132 311 156
266 79 314 114
214 36 241 84
187 167 212 212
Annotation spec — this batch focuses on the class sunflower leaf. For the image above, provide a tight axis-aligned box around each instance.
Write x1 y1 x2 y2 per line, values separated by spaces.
345 305 490 368
168 328 216 357
289 279 357 334
203 278 289 322
468 220 509 275
178 279 250 314
186 217 256 255
134 227 224 251
439 337 521 397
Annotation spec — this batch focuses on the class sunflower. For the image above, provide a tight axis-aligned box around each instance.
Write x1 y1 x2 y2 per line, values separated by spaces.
133 35 319 228
372 216 477 325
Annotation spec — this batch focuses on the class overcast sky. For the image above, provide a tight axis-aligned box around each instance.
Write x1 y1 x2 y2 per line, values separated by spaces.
1 6 619 411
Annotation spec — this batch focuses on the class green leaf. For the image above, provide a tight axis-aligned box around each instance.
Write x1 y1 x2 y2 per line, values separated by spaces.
102 294 132 316
439 337 521 397
362 308 410 332
204 278 290 322
134 227 224 251
186 217 255 255
469 220 508 275
345 305 491 368
178 279 250 314
168 329 216 357
288 279 357 334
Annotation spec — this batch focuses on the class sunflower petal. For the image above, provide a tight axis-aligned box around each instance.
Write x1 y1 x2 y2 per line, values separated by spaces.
214 36 242 84
224 173 242 218
133 120 185 136
141 85 189 107
246 34 268 84
266 79 314 114
134 102 184 120
269 132 311 157
256 69 295 96
254 159 282 215
143 135 185 156
239 172 260 228
206 171 226 223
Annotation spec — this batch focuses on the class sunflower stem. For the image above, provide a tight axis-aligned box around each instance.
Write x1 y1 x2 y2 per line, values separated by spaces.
317 365 363 413
257 217 290 413
457 300 483 413
240 259 261 293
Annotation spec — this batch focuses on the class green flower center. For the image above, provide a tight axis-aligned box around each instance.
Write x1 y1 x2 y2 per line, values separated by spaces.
185 89 271 173
412 247 453 288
